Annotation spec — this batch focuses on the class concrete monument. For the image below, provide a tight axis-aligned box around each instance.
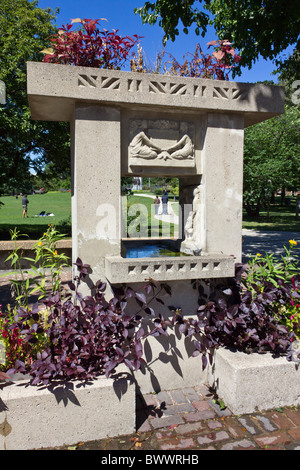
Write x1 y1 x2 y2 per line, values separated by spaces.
26 62 284 287
26 62 286 393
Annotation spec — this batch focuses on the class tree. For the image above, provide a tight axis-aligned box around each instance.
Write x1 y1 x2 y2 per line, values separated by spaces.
243 101 300 216
135 1 300 73
0 0 69 194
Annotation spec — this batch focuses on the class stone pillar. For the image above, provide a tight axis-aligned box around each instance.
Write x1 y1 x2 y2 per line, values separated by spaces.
71 104 121 284
202 113 244 261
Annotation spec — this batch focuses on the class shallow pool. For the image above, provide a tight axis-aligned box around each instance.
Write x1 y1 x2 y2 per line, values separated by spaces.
123 240 181 258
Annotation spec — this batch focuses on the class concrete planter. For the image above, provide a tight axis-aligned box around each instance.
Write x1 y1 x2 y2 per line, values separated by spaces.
208 348 300 415
0 371 135 450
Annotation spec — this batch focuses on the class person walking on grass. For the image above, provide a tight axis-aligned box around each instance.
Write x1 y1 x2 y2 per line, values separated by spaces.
22 194 29 218
154 195 160 215
162 190 169 215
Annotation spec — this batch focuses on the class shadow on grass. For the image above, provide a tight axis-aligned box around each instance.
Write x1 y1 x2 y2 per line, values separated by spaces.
242 201 300 232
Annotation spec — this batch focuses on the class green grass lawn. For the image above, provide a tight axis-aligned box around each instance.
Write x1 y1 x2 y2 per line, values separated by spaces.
0 191 71 239
124 194 177 237
0 191 299 241
242 198 300 232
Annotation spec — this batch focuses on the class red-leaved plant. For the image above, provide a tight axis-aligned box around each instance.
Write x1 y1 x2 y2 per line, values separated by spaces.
6 261 298 386
170 40 241 80
41 18 141 69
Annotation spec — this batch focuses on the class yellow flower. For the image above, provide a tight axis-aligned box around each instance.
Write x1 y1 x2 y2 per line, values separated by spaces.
38 241 42 246
256 253 262 257
289 240 297 246
53 250 58 256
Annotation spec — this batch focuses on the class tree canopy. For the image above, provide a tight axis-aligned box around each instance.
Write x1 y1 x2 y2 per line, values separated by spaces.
0 0 70 194
135 0 300 74
243 98 300 216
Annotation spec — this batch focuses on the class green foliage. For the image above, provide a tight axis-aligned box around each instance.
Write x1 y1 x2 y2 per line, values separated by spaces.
242 240 300 339
243 103 300 216
4 226 69 308
0 0 70 194
135 0 300 74
242 240 299 292
135 0 211 44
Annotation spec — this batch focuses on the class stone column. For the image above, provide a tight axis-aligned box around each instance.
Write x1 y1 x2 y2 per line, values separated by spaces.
202 113 244 261
71 104 121 284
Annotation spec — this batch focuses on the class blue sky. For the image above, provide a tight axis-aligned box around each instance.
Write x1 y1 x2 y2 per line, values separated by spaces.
37 0 292 83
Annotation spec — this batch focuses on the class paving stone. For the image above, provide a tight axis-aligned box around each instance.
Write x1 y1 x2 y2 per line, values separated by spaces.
192 400 212 411
285 442 300 450
285 408 300 426
189 409 217 420
184 410 216 422
207 420 223 430
197 431 230 446
224 417 248 438
162 403 196 416
266 410 294 429
254 431 292 448
155 429 177 440
288 427 300 441
150 414 184 430
170 390 189 404
254 415 278 432
182 387 203 402
155 391 173 406
175 421 206 435
159 437 196 450
136 417 152 433
194 384 212 398
142 393 157 407
220 439 257 450
238 416 262 435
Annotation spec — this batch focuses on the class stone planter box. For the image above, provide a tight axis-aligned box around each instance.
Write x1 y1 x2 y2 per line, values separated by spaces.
0 371 135 450
208 348 300 415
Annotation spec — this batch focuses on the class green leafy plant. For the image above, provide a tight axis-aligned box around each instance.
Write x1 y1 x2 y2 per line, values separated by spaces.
275 276 300 339
242 240 299 292
4 226 69 308
30 225 69 295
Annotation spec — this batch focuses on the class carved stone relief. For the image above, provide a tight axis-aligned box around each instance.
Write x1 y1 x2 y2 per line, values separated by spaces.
128 119 195 168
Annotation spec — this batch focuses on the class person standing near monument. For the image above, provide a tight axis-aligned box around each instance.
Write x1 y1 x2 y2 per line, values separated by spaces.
22 194 29 218
154 195 160 215
162 190 168 215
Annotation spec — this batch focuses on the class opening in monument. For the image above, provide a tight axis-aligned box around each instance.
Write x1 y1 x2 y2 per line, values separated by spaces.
121 176 182 258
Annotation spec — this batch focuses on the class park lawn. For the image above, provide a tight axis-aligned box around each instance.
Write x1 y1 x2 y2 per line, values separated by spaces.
0 191 71 240
242 199 300 232
124 194 178 238
0 191 299 241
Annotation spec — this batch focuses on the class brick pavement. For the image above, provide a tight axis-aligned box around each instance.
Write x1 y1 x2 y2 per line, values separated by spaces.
51 384 300 451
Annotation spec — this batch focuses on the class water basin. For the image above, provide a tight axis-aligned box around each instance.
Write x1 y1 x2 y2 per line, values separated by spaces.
123 239 181 258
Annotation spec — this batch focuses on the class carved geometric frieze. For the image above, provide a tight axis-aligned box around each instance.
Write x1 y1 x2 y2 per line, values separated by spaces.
78 74 121 90
128 119 196 169
77 72 250 102
105 255 235 283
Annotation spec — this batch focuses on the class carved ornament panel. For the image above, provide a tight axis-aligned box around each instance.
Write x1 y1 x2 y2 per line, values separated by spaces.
128 119 196 169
